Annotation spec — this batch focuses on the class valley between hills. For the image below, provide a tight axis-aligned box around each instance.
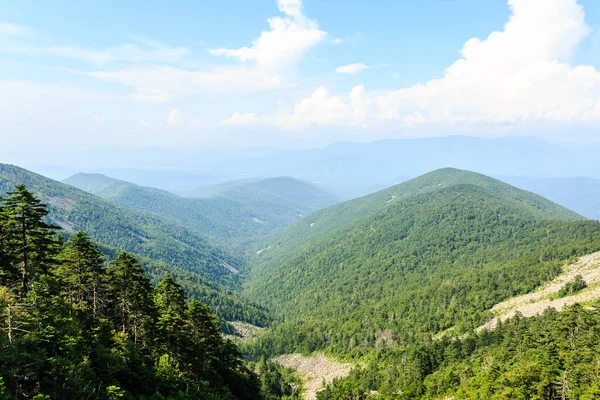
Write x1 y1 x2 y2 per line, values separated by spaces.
2 163 600 399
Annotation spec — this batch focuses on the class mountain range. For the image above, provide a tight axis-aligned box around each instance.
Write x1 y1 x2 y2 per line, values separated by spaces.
63 173 338 251
4 160 600 398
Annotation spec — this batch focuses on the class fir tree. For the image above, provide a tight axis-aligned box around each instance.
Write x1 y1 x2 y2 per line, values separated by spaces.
154 274 186 353
55 231 105 320
1 185 58 296
105 252 155 346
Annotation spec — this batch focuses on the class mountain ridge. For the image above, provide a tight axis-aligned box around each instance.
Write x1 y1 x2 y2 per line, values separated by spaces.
253 168 584 264
0 163 240 288
64 172 339 250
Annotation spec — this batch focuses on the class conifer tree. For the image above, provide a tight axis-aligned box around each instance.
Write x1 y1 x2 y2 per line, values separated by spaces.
1 185 58 296
55 231 105 320
105 252 155 346
0 203 15 286
154 274 186 353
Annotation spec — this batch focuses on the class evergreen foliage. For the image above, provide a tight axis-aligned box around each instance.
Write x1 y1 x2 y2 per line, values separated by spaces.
317 304 600 399
247 184 600 359
254 168 584 264
243 171 600 398
0 185 277 399
557 274 588 298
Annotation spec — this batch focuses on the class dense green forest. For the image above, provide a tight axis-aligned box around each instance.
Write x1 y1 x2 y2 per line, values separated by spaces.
246 183 600 358
0 164 271 326
5 165 600 399
317 304 600 399
0 184 301 399
64 173 338 251
253 168 583 264
240 170 600 397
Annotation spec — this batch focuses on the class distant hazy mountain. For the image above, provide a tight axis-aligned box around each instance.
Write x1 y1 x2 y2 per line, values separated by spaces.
28 136 600 200
501 176 600 220
186 177 263 198
64 173 339 250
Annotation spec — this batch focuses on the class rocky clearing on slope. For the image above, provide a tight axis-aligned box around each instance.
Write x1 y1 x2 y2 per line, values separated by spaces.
478 250 600 331
224 321 264 344
275 353 353 400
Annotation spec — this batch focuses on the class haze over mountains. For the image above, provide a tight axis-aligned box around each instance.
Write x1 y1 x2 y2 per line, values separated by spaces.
21 136 600 213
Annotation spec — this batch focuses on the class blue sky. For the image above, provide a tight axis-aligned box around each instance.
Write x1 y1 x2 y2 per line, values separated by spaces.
1 0 600 152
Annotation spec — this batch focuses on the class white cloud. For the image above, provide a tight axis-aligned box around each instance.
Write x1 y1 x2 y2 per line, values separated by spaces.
335 63 371 75
223 112 259 125
166 109 181 126
281 0 600 128
91 114 102 129
275 85 372 129
374 0 600 125
46 38 188 67
87 66 285 94
85 0 325 100
209 0 325 72
330 38 343 45
0 22 28 35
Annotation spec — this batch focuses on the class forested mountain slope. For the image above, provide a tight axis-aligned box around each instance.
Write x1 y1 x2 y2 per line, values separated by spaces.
318 303 600 399
245 171 599 359
253 168 583 263
0 163 240 288
64 173 338 249
186 177 262 198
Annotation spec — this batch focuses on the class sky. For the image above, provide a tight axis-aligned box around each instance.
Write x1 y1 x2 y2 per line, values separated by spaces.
1 0 600 153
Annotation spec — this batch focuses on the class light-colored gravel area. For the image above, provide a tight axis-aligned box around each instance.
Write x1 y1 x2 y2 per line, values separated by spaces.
478 250 600 331
275 353 353 400
224 321 264 343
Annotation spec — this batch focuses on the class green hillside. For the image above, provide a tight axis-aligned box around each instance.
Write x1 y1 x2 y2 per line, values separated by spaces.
318 304 600 399
0 163 240 289
247 183 599 353
64 173 338 249
243 169 600 397
253 168 583 262
186 177 262 198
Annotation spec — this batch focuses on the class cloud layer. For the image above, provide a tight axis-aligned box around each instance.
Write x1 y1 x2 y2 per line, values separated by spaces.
261 0 600 129
86 0 325 99
2 0 600 152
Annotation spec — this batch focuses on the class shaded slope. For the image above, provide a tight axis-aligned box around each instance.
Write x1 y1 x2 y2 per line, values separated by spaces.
0 163 240 288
